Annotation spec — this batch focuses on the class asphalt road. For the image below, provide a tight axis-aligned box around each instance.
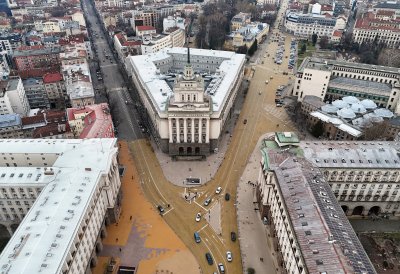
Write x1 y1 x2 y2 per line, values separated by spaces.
82 0 296 272
126 1 296 274
82 0 144 140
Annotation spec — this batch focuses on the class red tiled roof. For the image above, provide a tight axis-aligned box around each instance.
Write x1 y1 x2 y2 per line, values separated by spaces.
321 5 333 11
136 25 156 31
377 10 395 16
22 113 45 126
67 103 114 138
355 18 400 32
333 30 343 37
43 72 63 83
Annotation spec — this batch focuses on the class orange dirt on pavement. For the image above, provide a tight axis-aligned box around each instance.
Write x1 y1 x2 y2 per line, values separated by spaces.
93 141 199 274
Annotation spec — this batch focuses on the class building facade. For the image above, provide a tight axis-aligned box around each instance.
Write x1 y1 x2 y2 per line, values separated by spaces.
257 134 376 274
0 77 30 117
294 57 400 113
0 139 121 274
126 48 246 157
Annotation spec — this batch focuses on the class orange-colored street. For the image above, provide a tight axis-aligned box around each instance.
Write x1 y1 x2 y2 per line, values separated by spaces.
93 141 199 274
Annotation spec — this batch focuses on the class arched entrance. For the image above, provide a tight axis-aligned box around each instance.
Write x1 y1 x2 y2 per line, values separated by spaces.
187 147 192 155
195 147 200 155
352 206 364 216
178 147 184 155
341 205 349 215
368 206 381 216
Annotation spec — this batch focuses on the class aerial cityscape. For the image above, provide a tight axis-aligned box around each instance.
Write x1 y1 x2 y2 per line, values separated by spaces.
0 0 399 273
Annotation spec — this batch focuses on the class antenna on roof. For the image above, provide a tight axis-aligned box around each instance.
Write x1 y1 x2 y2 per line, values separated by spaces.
187 46 190 64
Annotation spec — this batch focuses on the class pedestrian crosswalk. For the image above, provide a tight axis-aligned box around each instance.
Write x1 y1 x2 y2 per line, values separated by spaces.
263 104 295 127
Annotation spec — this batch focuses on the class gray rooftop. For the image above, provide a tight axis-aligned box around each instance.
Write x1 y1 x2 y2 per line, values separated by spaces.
0 114 21 128
298 57 400 75
264 146 376 274
13 46 61 57
329 77 392 95
300 141 400 169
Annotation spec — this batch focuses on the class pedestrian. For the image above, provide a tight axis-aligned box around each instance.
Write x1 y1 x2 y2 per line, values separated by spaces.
131 176 133 180
130 215 132 220
119 248 122 252
116 238 118 242
167 204 170 208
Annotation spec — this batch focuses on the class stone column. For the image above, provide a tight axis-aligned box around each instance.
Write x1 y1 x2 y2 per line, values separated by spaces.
191 118 195 143
168 118 173 143
183 118 187 143
176 118 180 143
199 118 202 143
205 118 210 143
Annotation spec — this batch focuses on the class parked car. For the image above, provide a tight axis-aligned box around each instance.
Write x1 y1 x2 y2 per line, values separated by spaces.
215 186 222 194
204 198 212 206
205 253 213 265
231 231 237 241
225 193 230 201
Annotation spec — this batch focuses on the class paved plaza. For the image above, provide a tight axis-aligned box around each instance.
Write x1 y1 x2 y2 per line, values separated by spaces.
93 141 199 274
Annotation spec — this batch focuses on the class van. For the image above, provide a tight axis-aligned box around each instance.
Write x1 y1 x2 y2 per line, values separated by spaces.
194 232 201 243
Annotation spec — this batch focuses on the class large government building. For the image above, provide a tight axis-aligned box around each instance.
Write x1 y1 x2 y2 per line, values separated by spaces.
126 47 246 158
0 139 121 274
256 133 399 273
294 57 400 113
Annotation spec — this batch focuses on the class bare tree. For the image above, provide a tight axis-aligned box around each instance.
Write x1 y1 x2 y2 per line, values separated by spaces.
378 49 400 68
363 121 389 140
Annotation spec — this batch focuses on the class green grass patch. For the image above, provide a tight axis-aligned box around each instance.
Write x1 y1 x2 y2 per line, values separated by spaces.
297 41 316 68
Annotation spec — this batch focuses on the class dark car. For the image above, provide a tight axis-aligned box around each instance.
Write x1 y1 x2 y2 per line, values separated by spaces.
205 252 213 265
231 231 237 242
157 205 164 213
225 193 230 201
243 119 247 124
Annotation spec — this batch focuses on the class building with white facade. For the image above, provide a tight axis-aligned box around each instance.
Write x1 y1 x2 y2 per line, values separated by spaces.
126 48 246 157
0 138 121 274
163 16 186 33
227 22 270 49
257 134 376 273
0 77 30 117
285 12 338 39
140 28 185 55
294 57 400 113
353 14 400 49
0 114 23 139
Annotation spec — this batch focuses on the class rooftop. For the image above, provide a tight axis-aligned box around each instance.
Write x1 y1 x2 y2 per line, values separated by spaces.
0 138 118 274
0 114 21 128
300 141 400 169
127 47 245 113
329 77 392 96
262 144 375 273
67 103 114 138
299 57 400 74
13 45 62 57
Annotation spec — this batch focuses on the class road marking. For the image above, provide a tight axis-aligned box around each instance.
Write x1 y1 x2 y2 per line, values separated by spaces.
101 64 118 68
201 237 219 273
194 200 207 211
204 229 228 266
198 223 208 232
163 207 174 216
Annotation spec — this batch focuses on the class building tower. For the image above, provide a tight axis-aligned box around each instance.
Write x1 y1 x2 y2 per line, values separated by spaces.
167 47 211 157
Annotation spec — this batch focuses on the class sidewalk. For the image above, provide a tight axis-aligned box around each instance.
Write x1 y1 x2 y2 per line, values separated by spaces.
93 141 199 274
237 133 281 274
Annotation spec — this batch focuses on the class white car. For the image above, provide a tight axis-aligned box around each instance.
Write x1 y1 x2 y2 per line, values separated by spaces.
226 251 232 262
195 213 201 222
215 187 222 194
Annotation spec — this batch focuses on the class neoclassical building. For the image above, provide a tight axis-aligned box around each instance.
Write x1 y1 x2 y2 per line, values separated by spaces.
126 47 246 158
